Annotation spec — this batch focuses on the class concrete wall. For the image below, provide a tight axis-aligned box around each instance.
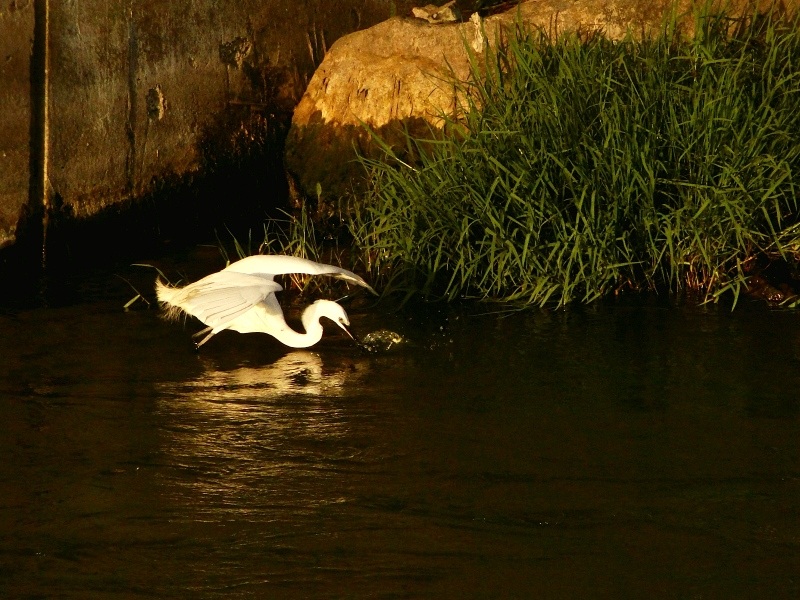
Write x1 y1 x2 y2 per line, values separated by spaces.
0 0 417 250
0 1 34 249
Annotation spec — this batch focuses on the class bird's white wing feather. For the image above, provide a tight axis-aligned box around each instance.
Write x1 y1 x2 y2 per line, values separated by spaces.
157 271 283 329
225 292 290 335
224 254 376 294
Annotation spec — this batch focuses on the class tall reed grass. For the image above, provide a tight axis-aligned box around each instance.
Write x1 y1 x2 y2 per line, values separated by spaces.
349 8 800 306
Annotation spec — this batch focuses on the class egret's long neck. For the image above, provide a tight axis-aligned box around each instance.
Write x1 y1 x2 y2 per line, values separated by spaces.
268 304 325 349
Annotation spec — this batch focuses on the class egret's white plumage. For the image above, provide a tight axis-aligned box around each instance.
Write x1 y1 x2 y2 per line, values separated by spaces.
156 254 374 348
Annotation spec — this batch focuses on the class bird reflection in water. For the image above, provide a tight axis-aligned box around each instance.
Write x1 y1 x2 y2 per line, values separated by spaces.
162 351 361 404
154 351 371 512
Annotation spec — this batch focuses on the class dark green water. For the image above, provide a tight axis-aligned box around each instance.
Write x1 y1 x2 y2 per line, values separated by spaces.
1 256 798 598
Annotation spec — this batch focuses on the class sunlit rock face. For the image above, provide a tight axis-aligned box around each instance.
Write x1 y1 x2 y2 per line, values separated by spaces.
285 0 793 206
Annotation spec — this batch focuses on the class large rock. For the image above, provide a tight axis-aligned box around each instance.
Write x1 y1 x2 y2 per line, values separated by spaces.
285 0 792 207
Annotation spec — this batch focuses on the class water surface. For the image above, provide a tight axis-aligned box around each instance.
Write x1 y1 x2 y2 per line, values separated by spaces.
1 261 798 598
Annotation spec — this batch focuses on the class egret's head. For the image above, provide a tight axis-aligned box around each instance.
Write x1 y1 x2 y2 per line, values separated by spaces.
312 299 355 341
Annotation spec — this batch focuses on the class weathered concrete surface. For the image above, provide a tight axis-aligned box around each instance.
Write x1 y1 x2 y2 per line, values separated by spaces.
0 0 421 252
0 2 34 249
285 0 796 204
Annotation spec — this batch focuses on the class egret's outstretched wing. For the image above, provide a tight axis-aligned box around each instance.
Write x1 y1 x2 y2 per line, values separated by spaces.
224 254 377 294
225 291 290 336
156 271 283 329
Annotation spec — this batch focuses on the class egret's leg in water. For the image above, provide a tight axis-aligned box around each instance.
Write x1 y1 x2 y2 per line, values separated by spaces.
192 326 212 340
194 329 217 349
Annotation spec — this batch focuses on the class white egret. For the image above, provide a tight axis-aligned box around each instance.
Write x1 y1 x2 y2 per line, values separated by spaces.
155 254 375 349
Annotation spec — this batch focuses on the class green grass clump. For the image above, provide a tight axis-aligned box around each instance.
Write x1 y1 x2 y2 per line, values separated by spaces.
349 9 800 306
